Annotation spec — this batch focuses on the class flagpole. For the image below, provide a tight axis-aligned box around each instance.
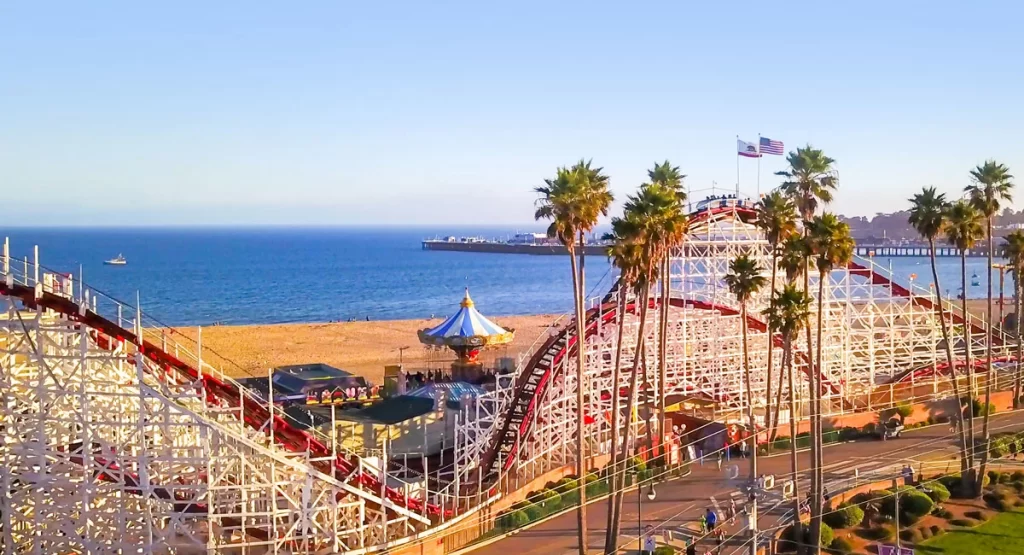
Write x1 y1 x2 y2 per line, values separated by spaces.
735 135 740 195
757 133 762 198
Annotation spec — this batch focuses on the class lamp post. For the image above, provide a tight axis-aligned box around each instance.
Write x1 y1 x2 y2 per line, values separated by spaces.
635 471 657 553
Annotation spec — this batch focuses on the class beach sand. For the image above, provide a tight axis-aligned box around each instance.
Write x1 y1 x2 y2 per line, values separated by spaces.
172 314 563 383
168 298 1007 385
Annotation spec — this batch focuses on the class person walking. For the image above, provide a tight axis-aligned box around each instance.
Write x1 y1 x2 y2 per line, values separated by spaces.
727 499 737 524
705 508 718 532
1011 440 1019 460
699 512 708 534
716 451 724 471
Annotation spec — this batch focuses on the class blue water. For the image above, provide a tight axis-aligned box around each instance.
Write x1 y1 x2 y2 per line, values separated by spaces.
0 227 616 326
0 227 1011 326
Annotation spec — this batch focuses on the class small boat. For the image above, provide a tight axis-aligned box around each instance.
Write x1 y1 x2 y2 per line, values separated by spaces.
971 272 980 287
104 254 127 266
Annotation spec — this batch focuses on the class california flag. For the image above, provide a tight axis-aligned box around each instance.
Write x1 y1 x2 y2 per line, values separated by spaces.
737 139 761 158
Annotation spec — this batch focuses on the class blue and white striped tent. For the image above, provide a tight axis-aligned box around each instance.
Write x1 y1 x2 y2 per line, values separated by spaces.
418 289 514 348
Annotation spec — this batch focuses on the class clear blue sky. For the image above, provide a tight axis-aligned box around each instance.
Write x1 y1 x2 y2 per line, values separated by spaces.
1 1 1021 226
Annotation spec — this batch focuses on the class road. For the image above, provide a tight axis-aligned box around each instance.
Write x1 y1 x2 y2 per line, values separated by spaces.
469 412 1024 555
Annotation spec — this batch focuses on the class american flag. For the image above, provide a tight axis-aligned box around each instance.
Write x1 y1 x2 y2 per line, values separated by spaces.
759 137 784 156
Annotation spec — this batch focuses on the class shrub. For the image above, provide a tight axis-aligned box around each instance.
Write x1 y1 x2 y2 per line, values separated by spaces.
838 427 860 442
829 536 855 553
899 528 924 543
894 402 914 423
780 522 833 549
553 478 578 494
653 547 675 555
930 524 945 536
881 486 933 523
524 504 544 521
925 481 951 503
537 488 561 508
964 510 989 521
498 509 529 529
561 489 580 507
631 456 647 473
1013 471 1024 481
983 490 1011 511
1000 472 1013 484
824 504 864 529
861 422 877 435
918 525 932 540
949 518 975 527
1013 480 1024 494
773 438 792 450
932 507 954 519
855 525 894 542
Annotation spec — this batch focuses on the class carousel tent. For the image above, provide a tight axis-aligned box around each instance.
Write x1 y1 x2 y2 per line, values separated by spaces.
418 289 513 349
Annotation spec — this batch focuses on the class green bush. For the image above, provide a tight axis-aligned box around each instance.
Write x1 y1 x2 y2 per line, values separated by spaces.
881 486 933 523
631 456 647 473
932 507 954 519
855 525 894 542
931 525 945 537
537 489 561 509
653 547 675 555
894 402 914 422
780 522 833 550
918 525 932 540
1012 471 1024 481
561 489 580 507
553 478 578 494
829 536 855 553
899 527 924 543
498 509 529 529
838 427 861 441
949 518 976 527
824 504 864 529
964 509 989 521
925 481 951 503
862 422 877 435
524 504 544 521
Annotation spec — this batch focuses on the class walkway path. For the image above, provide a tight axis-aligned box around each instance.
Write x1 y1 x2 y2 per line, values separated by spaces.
470 412 1024 555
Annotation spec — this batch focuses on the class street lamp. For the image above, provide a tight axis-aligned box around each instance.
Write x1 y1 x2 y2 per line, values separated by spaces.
635 471 657 553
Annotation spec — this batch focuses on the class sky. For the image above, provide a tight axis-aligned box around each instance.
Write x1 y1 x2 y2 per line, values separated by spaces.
1 1 1022 227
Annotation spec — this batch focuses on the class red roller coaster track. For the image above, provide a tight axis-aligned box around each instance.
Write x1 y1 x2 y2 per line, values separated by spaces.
0 281 441 520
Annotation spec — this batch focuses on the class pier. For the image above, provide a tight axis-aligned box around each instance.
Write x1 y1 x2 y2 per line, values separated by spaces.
855 245 990 258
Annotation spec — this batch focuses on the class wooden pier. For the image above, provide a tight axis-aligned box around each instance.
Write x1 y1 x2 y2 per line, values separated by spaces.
855 245 990 258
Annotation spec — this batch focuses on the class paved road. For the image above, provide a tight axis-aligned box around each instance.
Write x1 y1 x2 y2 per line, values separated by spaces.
470 412 1024 555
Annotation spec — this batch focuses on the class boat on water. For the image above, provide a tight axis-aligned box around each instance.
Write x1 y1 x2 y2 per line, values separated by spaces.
104 254 127 266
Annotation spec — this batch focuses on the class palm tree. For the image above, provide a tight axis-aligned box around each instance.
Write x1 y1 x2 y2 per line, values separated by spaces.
779 235 811 284
1004 231 1024 410
806 213 854 550
724 256 767 496
944 199 985 496
907 186 970 475
966 160 1014 495
763 284 811 555
603 232 642 550
777 145 838 543
756 191 799 440
605 183 673 553
647 161 688 461
535 161 613 554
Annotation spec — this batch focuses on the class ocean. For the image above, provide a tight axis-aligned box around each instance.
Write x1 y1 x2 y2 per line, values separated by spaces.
0 227 1011 327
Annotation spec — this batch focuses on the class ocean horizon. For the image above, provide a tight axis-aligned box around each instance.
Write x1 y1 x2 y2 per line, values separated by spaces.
0 226 1009 327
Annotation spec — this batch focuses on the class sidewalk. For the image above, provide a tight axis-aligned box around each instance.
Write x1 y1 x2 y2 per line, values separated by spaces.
470 412 1024 555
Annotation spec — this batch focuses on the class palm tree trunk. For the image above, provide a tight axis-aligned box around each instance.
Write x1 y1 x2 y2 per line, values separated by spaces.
659 255 670 460
1016 275 1022 409
568 243 588 555
608 285 650 552
803 260 819 547
603 290 628 552
978 219 994 497
785 336 804 555
809 272 827 555
928 237 970 476
961 251 977 495
766 255 778 440
772 358 787 443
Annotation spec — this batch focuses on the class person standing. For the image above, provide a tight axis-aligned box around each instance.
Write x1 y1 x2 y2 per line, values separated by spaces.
705 507 718 532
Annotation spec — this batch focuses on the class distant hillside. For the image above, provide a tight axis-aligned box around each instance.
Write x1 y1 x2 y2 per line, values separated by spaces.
840 207 1024 242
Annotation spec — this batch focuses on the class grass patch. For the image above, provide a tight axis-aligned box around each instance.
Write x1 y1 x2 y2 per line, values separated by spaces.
921 509 1024 553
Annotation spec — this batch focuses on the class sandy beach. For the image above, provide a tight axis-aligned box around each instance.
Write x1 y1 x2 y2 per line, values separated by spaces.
172 313 562 383
167 298 1006 385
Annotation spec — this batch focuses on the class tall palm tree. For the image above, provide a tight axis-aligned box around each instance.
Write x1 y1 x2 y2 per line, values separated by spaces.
777 145 838 542
907 186 970 475
806 213 854 552
602 233 642 550
647 161 688 461
724 255 767 532
756 191 799 440
605 183 673 553
966 160 1014 495
535 161 613 554
944 199 985 496
1004 231 1024 410
763 284 811 555
779 235 811 284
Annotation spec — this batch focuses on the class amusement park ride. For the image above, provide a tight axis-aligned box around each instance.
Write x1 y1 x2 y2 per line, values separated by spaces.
0 200 1013 554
